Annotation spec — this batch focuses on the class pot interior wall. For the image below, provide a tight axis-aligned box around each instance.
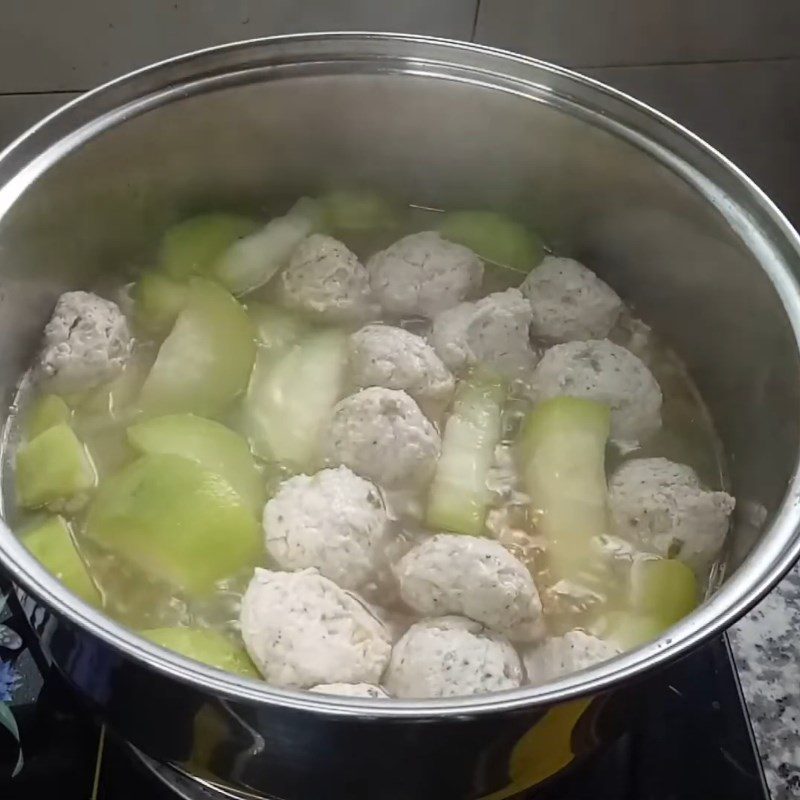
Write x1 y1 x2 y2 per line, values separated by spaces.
0 68 797 577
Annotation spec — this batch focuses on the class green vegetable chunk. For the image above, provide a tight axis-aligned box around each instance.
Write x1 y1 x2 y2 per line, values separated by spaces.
247 303 307 351
630 557 698 627
133 272 189 336
25 394 71 439
141 627 259 678
214 200 320 295
520 397 611 581
85 454 260 596
127 414 264 516
159 213 259 279
22 516 101 606
16 423 96 509
320 190 401 234
78 353 152 423
138 279 256 417
426 377 504 535
599 611 668 650
243 328 348 468
439 211 544 271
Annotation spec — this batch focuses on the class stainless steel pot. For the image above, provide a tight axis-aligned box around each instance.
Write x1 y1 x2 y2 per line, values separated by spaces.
0 33 799 800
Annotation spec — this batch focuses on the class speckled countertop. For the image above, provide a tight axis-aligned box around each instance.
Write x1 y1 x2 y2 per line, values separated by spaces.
730 561 800 800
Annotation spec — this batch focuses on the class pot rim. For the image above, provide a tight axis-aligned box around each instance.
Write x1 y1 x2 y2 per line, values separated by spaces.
1 31 800 719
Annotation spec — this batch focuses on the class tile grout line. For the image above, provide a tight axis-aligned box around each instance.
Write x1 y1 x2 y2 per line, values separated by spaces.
470 0 481 42
558 53 800 71
2 51 800 96
0 89 83 97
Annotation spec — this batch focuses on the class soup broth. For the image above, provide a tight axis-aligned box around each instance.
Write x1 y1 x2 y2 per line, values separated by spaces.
2 196 733 696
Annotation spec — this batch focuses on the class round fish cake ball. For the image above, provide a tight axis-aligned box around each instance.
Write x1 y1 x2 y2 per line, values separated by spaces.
279 234 375 322
309 682 390 698
529 339 662 442
522 630 620 686
430 288 538 379
263 466 390 591
39 291 132 394
519 256 623 342
349 324 455 406
367 231 483 318
323 387 441 489
608 457 735 571
383 616 523 699
395 533 544 642
239 568 391 688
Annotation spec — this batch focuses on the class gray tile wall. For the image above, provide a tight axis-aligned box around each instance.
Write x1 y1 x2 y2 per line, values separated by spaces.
474 0 800 67
2 1 796 227
0 0 478 93
472 0 800 221
584 60 800 221
0 1 478 149
0 92 81 149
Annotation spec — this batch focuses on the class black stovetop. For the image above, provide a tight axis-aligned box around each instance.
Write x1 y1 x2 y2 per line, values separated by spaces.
0 580 771 800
